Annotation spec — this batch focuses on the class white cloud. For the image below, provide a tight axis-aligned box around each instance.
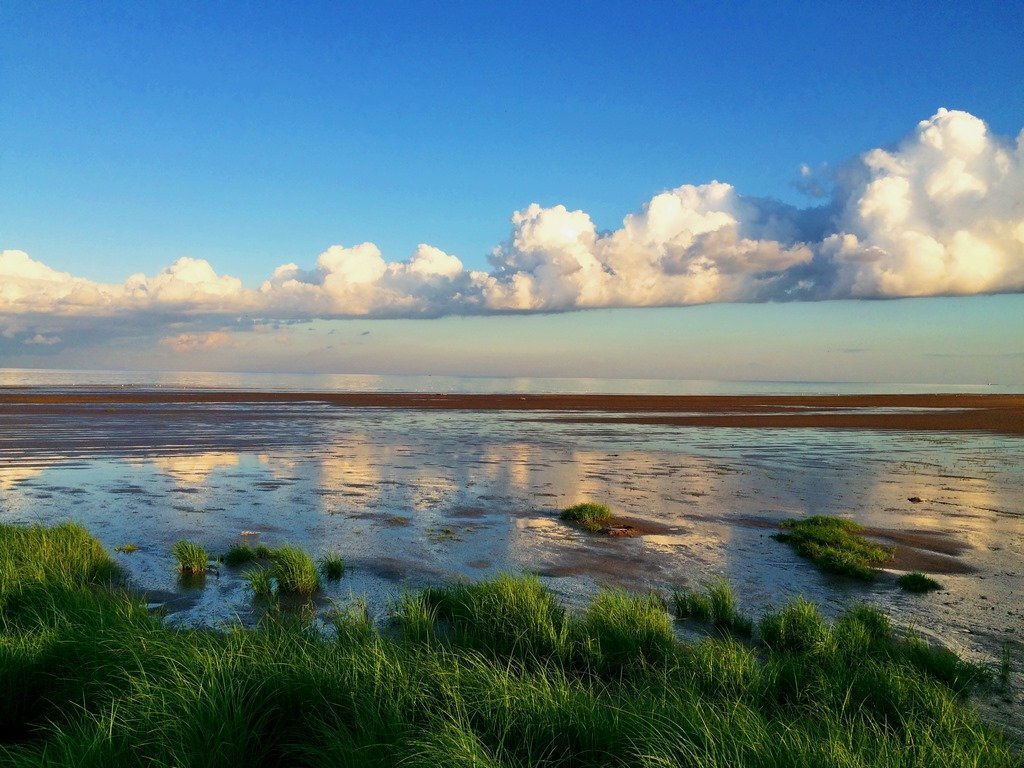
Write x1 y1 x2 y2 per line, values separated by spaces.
160 331 237 353
25 333 61 345
825 109 1024 298
1 108 1021 343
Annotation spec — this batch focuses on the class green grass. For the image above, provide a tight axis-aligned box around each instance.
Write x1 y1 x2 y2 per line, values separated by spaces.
898 571 942 593
213 542 322 595
673 580 753 636
774 515 895 580
559 502 613 532
223 544 257 567
0 523 1017 768
245 567 276 599
319 553 344 580
672 588 713 621
269 545 319 596
171 540 208 576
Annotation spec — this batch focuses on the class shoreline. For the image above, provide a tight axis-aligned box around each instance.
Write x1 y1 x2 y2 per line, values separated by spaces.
3 391 1023 434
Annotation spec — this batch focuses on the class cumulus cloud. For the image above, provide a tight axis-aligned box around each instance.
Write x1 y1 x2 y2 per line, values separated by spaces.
822 109 1024 298
1 109 1021 343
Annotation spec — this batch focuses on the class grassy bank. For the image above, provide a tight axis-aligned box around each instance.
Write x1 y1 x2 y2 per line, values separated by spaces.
0 523 1018 767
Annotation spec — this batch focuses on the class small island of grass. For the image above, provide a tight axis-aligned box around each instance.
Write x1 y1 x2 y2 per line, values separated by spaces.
560 502 614 532
774 515 895 580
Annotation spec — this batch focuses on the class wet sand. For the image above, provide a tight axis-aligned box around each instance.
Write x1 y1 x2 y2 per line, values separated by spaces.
3 391 1023 434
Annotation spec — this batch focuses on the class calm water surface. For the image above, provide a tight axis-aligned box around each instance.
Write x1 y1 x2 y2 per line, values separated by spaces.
1 373 1022 730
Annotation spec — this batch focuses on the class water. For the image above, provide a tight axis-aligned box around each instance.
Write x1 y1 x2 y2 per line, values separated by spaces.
1 372 1022 731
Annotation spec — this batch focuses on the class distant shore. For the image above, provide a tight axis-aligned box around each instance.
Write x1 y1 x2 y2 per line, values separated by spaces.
2 391 1023 434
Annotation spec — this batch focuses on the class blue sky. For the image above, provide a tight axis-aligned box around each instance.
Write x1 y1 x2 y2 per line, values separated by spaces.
1 2 1022 383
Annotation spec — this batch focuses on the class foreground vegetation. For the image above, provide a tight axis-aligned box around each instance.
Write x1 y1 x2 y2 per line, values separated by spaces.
0 523 1018 767
775 515 896 580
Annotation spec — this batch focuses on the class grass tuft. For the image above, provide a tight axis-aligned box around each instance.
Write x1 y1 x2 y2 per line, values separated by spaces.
271 545 319 596
223 544 256 567
583 590 675 668
759 597 830 654
774 515 895 580
320 554 345 581
245 567 275 599
171 540 207 576
559 502 613 532
672 588 712 621
897 571 942 593
673 580 753 636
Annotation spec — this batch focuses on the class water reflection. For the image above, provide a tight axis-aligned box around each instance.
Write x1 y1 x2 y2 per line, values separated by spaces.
0 463 43 491
151 452 241 484
0 402 1021 680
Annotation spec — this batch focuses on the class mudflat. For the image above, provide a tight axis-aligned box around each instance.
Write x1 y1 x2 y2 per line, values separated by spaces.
3 391 1023 434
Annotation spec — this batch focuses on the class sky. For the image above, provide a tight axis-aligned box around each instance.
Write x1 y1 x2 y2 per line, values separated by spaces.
1 2 1022 384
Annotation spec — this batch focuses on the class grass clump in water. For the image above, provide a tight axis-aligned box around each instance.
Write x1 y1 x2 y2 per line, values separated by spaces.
114 543 138 554
320 554 344 581
171 540 208 576
0 522 1016 768
223 544 257 567
245 567 276 599
774 515 894 580
898 571 942 593
559 502 613 532
270 545 319 596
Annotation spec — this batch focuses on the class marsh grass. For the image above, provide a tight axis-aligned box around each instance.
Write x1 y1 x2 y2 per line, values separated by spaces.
673 580 753 636
223 544 256 567
245 567 275 599
320 554 344 580
672 588 713 621
0 523 1016 768
898 571 942 593
270 545 319 596
171 540 208 576
774 515 895 580
559 502 613 532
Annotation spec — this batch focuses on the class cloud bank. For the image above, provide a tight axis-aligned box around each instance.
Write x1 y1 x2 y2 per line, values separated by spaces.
2 109 1022 345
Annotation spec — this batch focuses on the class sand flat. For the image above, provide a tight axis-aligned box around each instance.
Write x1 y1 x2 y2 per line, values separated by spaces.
2 392 1023 434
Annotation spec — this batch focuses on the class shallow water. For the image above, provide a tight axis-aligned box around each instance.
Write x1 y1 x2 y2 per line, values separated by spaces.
1 394 1022 725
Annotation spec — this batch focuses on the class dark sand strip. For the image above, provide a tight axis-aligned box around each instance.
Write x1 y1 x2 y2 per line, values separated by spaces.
1 392 1022 434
